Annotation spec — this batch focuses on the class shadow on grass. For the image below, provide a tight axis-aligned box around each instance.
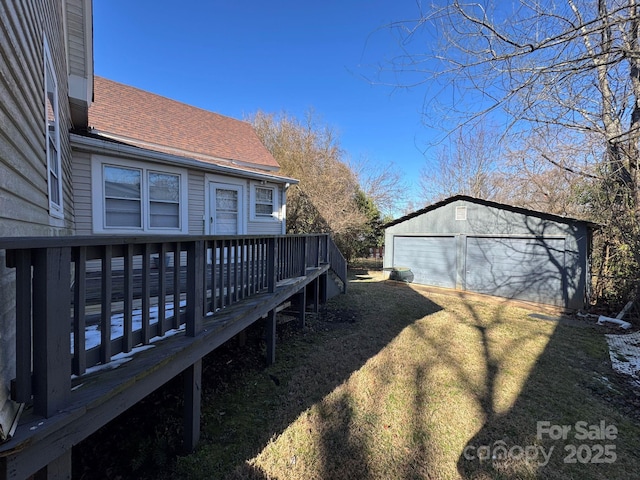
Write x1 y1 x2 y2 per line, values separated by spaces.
175 274 445 479
452 299 640 479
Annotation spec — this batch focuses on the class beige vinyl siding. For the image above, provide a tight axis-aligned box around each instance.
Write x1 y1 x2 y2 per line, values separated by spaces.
72 150 92 234
188 170 205 234
65 0 87 77
247 218 283 235
0 0 75 441
0 1 74 236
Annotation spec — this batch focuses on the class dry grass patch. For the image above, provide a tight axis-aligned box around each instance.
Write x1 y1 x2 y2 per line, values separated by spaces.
172 268 640 480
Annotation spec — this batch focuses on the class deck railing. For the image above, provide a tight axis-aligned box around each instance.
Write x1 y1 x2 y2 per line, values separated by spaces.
2 233 344 419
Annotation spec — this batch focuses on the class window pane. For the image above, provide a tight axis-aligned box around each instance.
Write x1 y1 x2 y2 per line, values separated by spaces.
45 50 61 212
105 198 141 227
256 204 272 215
149 172 179 202
255 187 274 217
105 166 141 199
150 201 179 228
216 189 238 212
256 187 273 203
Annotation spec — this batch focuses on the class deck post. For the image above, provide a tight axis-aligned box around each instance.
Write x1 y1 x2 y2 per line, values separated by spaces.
186 240 205 337
14 249 33 402
266 308 277 365
267 237 277 293
32 247 71 418
183 359 202 453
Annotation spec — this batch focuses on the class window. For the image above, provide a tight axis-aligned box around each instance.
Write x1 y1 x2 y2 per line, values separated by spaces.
44 36 63 217
250 183 279 221
149 172 180 228
104 166 141 227
93 157 187 234
255 187 274 217
455 206 467 221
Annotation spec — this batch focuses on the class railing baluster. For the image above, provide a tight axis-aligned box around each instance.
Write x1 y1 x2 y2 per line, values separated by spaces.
211 239 218 313
250 239 256 295
257 240 263 292
240 238 242 299
73 247 87 376
123 243 133 353
14 249 32 402
173 242 181 329
142 244 151 344
233 239 239 303
226 240 232 306
158 243 167 337
100 245 112 364
301 237 308 276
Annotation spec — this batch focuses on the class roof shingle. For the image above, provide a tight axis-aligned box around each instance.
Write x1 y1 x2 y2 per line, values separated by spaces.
88 76 279 171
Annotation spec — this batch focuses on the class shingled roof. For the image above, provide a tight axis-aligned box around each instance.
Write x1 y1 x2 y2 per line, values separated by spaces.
88 76 279 172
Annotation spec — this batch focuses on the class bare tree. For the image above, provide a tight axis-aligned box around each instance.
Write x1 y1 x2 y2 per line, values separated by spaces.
250 110 366 235
350 157 406 218
418 122 504 203
376 0 640 305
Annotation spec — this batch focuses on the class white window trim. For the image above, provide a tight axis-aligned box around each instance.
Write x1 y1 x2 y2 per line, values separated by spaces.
44 35 64 219
250 182 281 222
91 155 188 234
204 174 247 235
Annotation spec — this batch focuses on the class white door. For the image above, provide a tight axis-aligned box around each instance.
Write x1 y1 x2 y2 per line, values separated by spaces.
209 183 243 235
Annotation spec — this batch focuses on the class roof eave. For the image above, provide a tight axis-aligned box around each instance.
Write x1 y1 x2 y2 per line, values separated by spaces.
70 132 299 185
385 195 599 229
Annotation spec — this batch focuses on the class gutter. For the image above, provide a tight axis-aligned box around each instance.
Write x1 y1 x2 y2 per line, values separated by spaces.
70 132 299 185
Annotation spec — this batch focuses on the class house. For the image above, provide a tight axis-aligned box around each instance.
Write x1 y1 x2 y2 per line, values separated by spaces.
384 195 595 310
0 2 345 478
74 76 297 237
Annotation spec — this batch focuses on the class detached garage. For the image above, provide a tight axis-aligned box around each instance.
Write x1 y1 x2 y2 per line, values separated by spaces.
384 196 595 309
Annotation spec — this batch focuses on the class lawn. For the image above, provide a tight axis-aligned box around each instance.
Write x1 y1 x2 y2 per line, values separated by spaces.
77 262 640 479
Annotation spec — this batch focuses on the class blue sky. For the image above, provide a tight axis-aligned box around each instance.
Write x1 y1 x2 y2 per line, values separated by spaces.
93 1 438 207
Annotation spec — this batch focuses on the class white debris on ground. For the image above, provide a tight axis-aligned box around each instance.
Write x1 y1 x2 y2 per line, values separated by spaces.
605 330 640 386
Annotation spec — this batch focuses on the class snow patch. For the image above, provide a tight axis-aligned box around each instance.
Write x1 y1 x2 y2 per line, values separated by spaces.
605 330 640 386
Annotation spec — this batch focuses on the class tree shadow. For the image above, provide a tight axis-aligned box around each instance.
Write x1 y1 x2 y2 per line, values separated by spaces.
454 304 640 479
173 273 445 479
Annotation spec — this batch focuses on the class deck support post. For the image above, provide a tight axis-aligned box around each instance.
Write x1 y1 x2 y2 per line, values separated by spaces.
183 359 202 453
312 278 320 313
297 288 306 329
320 272 328 304
266 308 277 365
33 449 71 480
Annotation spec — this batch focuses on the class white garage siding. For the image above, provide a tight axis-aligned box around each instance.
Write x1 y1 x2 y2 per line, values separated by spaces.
392 236 457 288
465 237 566 306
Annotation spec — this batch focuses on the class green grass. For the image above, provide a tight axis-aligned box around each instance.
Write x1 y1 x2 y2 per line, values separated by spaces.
161 267 640 479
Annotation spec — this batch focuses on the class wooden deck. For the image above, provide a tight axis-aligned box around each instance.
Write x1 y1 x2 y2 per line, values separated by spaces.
0 234 346 480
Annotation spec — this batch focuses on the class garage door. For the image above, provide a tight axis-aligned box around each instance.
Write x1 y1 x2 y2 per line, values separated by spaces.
465 237 565 306
392 236 457 288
